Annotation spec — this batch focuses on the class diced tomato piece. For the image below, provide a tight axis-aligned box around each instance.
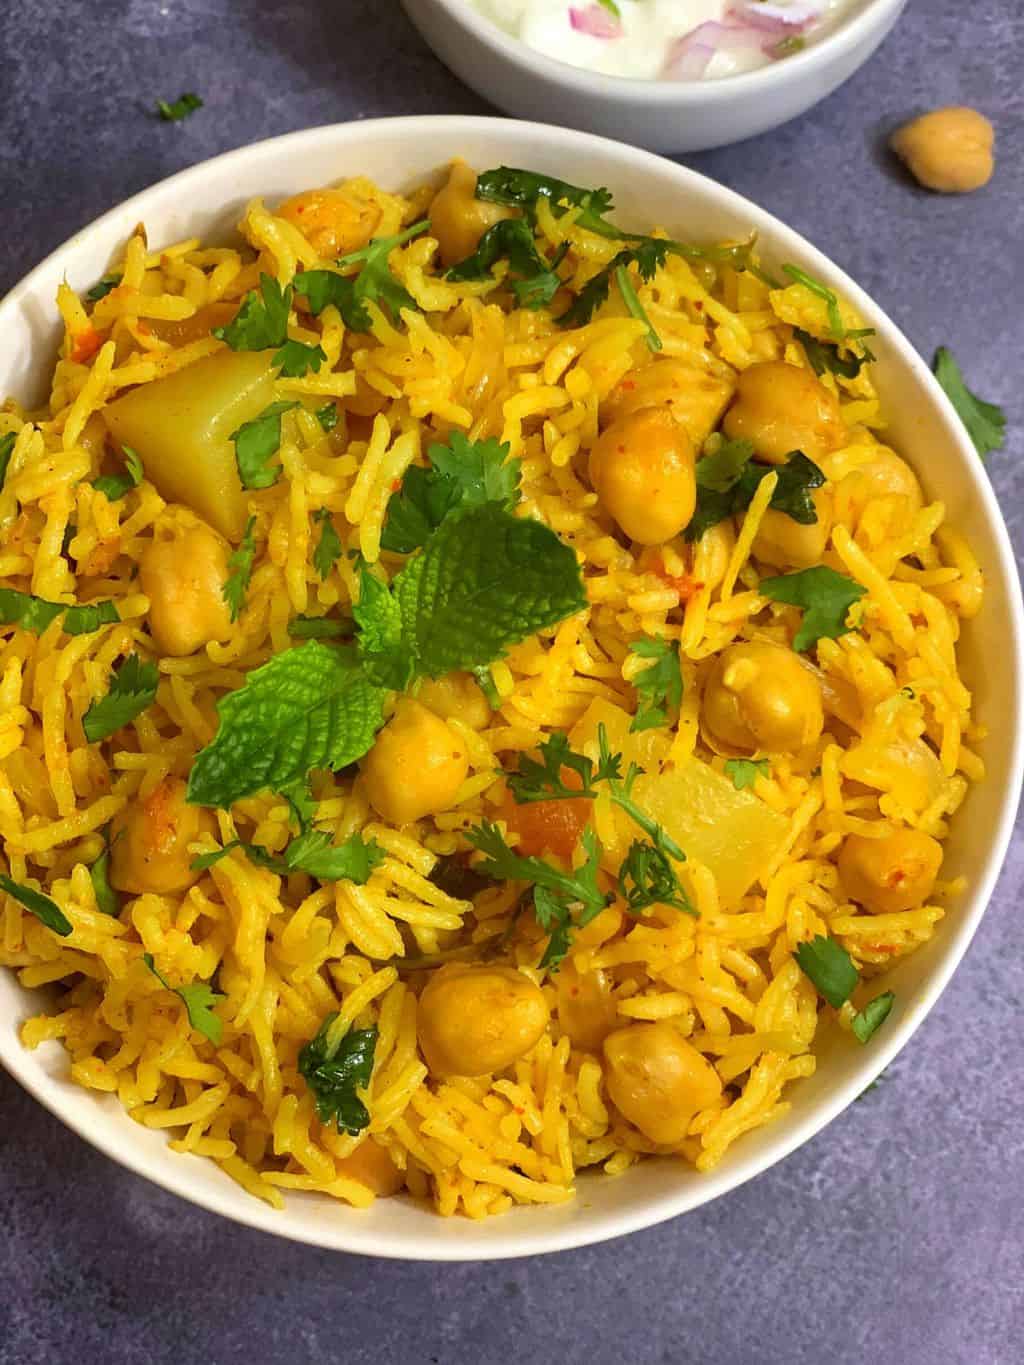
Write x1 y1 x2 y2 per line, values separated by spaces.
502 767 592 862
71 326 104 364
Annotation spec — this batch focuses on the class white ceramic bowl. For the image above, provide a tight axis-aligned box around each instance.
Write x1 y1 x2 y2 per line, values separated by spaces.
402 0 907 152
1 116 1021 1261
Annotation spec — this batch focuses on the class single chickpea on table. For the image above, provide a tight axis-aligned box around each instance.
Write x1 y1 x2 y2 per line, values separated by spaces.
890 107 995 193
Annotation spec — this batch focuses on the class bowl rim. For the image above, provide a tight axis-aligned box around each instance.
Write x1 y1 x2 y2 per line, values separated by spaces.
405 0 904 103
1 113 1022 1261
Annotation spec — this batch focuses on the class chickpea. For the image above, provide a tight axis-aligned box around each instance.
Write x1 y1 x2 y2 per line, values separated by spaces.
416 671 491 731
603 360 734 449
361 700 469 825
277 187 381 257
603 1023 722 1146
428 161 517 269
722 361 845 466
703 640 824 754
588 407 697 545
750 486 833 571
418 964 550 1078
890 107 995 194
334 1138 404 1197
839 828 943 914
556 961 619 1052
838 447 923 527
109 777 216 895
140 520 233 657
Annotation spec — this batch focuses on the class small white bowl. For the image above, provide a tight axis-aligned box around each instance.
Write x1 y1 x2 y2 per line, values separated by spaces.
402 0 907 152
1 116 1021 1261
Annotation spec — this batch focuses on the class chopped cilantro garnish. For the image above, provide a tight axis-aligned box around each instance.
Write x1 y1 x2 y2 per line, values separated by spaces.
0 432 15 490
85 275 121 303
0 874 72 936
447 219 569 311
471 665 501 711
506 730 610 803
381 431 521 554
143 954 224 1044
299 1018 378 1134
724 758 770 791
231 401 298 491
618 838 692 917
852 991 895 1043
794 327 873 381
214 273 290 352
273 338 326 378
688 446 824 542
629 637 682 732
192 830 384 884
294 221 429 333
222 515 257 623
93 445 144 501
315 402 339 432
615 264 661 352
312 507 343 580
933 347 1006 461
82 654 159 743
794 934 858 1008
760 565 866 652
186 641 388 810
695 438 756 493
156 92 203 122
781 264 847 341
89 835 121 917
558 241 668 332
0 589 118 637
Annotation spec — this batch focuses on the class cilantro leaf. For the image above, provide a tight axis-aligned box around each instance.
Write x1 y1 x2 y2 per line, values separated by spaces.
852 991 895 1044
295 222 429 333
93 445 144 502
299 1018 377 1134
222 515 257 623
89 838 121 917
933 347 1006 461
311 507 343 580
447 219 568 310
781 264 848 341
534 886 575 971
695 438 756 493
760 565 866 652
354 567 415 691
471 665 501 711
618 838 694 916
467 820 608 918
629 638 682 732
283 830 385 882
273 339 326 378
381 432 521 554
475 167 621 238
85 275 121 303
214 273 290 352
0 589 118 637
391 503 586 678
794 934 858 1008
316 403 338 432
0 873 72 936
615 265 661 352
143 954 224 1044
289 613 349 640
794 328 873 380
558 243 668 331
82 654 159 743
156 92 203 122
507 731 600 803
230 401 297 489
724 758 770 791
688 446 824 541
186 640 387 809
0 432 15 490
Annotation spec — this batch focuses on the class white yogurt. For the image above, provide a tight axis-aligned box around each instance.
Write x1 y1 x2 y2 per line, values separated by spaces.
470 0 860 82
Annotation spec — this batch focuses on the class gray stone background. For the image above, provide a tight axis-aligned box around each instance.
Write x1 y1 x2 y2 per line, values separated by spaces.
1 2 1021 1362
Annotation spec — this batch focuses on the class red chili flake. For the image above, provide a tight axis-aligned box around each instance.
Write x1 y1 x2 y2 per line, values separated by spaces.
694 301 704 311
71 326 104 365
391 479 402 492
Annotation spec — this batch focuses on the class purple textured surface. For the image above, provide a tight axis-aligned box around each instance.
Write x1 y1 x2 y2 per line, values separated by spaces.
1 2 1022 1361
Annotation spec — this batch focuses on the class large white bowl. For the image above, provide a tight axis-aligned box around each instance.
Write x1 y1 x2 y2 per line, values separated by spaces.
1 116 1021 1261
402 0 907 152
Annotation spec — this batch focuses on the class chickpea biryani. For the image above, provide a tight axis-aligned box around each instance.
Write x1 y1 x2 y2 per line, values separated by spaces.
0 161 986 1220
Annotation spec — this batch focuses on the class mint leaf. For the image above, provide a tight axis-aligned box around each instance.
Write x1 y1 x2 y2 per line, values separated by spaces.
381 432 521 554
354 568 414 691
89 839 122 917
0 873 72 936
794 934 858 1008
933 347 1006 461
312 507 343 580
214 273 290 352
144 954 224 1044
852 991 895 1044
724 758 770 791
289 613 349 640
231 401 297 490
82 653 159 743
392 503 586 678
156 92 203 122
273 339 326 378
222 515 257 623
760 565 866 652
299 1018 377 1134
93 445 144 502
0 589 118 637
629 638 682 732
186 641 387 809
